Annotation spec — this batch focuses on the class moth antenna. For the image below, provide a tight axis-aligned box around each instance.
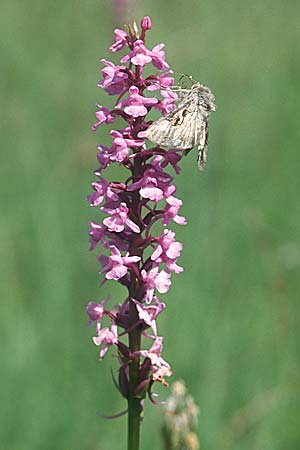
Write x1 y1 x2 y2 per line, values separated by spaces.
172 72 197 87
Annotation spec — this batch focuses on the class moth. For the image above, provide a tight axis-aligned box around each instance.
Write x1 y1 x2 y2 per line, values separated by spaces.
144 81 216 170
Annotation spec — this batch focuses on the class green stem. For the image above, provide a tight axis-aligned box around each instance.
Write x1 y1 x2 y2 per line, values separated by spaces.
127 394 141 450
127 304 142 450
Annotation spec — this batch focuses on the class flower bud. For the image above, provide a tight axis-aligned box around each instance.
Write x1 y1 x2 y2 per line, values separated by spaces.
141 16 152 31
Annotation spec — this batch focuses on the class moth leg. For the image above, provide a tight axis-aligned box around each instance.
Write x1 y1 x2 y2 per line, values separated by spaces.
197 123 209 170
169 86 191 93
183 148 193 157
177 73 195 87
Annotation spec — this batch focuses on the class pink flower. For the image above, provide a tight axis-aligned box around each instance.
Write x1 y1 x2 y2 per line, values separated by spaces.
151 229 183 273
88 221 106 251
163 196 187 226
132 297 165 336
142 267 171 303
95 145 114 171
128 164 175 202
154 89 178 115
118 86 158 118
139 177 164 202
160 150 182 174
135 337 172 378
149 44 169 70
110 129 144 162
92 104 115 131
121 40 168 71
93 324 118 359
147 71 175 91
99 59 128 95
110 28 128 52
102 202 140 233
86 297 109 326
128 174 164 202
90 228 129 253
101 245 140 280
121 40 152 67
87 177 119 207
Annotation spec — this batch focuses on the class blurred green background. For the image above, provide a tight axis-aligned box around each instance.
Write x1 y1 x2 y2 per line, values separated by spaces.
1 0 300 449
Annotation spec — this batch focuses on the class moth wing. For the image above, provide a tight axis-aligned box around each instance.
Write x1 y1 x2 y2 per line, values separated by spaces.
170 109 199 149
144 116 177 147
145 101 199 149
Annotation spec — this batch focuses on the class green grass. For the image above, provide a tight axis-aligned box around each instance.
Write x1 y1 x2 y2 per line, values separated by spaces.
1 1 300 449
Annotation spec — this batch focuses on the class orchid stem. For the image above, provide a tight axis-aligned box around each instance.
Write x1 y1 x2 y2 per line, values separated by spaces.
127 309 142 450
127 395 141 450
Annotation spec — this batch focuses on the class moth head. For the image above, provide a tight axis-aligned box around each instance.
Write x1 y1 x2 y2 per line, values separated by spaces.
195 84 216 112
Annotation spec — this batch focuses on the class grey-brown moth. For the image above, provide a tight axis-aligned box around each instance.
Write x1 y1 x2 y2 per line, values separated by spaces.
144 82 216 170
